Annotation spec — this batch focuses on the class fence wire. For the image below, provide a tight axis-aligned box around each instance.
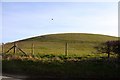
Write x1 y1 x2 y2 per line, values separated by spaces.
3 41 97 57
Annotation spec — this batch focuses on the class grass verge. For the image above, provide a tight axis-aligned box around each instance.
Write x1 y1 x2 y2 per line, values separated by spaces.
2 56 120 79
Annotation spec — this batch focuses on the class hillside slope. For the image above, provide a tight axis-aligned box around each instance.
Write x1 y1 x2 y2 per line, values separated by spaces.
3 33 118 56
18 33 117 42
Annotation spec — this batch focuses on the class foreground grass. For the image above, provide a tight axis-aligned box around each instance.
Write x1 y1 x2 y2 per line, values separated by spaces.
2 55 120 79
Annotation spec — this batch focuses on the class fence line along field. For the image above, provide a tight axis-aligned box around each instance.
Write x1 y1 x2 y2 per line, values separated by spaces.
2 33 118 58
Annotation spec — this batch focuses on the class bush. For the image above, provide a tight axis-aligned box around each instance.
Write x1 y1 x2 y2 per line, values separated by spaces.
40 54 55 58
58 55 68 60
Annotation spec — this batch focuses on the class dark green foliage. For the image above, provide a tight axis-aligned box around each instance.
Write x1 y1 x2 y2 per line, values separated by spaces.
95 40 120 59
40 54 56 58
58 55 68 59
2 58 120 79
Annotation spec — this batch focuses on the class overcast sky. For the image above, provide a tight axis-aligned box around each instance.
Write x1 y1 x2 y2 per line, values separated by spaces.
1 2 118 43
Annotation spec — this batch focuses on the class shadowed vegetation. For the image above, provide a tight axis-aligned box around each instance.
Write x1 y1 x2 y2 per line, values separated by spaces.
2 56 120 80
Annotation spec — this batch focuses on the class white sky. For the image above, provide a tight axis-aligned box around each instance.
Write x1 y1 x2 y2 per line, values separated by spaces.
1 0 119 2
1 1 119 43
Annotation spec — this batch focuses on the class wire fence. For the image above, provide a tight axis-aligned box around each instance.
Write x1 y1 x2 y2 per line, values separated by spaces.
2 41 97 57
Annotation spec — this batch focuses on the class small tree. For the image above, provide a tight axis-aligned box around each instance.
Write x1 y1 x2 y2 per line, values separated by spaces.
95 40 120 59
111 40 120 58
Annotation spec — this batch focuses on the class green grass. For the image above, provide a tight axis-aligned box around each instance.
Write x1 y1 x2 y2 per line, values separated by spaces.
20 33 117 42
2 33 120 79
3 33 118 57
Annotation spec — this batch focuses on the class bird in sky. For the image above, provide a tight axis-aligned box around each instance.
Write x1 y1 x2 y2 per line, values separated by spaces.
51 18 53 20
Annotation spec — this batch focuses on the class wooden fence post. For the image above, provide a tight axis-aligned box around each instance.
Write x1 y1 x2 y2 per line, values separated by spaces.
31 43 34 56
65 42 68 56
5 42 27 56
13 42 16 54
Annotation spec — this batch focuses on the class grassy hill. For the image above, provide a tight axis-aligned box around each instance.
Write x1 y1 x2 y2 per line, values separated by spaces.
3 33 118 57
18 33 117 42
